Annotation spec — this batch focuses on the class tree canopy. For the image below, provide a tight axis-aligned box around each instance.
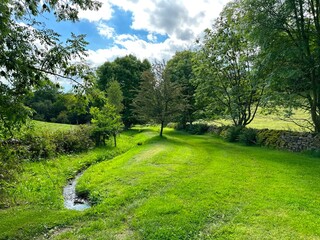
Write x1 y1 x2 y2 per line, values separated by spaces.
165 50 196 127
0 0 100 138
96 55 151 128
133 61 185 137
244 0 320 132
193 1 266 127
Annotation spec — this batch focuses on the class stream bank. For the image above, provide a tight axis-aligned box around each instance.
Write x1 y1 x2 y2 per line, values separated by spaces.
63 173 90 211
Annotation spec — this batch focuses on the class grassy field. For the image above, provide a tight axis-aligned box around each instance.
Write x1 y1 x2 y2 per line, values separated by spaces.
211 109 312 131
1 127 320 239
31 120 78 133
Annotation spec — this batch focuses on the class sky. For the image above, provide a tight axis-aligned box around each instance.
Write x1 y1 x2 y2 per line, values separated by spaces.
41 0 231 68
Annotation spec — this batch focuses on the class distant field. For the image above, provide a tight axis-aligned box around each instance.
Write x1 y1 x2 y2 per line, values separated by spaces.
31 120 78 133
210 109 312 131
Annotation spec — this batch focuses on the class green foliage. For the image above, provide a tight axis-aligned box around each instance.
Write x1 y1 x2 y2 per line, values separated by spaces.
25 85 91 124
0 0 100 137
239 128 258 146
22 132 56 160
53 125 94 154
133 61 185 136
1 124 94 162
165 50 196 126
222 126 244 142
193 1 265 127
90 102 123 146
244 0 320 132
106 80 124 113
181 123 210 135
0 144 22 205
97 55 151 128
256 129 285 148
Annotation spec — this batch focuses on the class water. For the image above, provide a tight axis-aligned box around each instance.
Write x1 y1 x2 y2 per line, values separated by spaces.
63 173 91 211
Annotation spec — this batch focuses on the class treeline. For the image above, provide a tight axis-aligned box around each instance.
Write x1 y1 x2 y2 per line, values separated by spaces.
2 0 320 139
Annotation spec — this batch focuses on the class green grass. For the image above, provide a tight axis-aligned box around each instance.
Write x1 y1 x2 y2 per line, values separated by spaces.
1 127 320 239
31 120 78 133
211 109 311 131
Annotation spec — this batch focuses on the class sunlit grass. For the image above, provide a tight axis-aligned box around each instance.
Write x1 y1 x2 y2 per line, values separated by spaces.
2 127 319 239
31 120 78 133
210 109 311 131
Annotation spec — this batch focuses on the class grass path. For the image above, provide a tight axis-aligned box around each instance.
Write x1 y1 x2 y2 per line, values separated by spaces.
1 128 320 239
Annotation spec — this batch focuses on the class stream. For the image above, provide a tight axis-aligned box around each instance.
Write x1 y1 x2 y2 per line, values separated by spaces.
63 173 91 211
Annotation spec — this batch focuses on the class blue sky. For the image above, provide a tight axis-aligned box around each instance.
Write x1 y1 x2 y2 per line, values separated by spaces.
39 0 230 67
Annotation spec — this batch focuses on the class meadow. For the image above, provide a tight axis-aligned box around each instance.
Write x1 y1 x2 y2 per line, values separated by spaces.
209 109 311 132
1 123 320 239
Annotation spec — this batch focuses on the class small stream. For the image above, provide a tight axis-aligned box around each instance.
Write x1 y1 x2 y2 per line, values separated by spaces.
63 173 91 211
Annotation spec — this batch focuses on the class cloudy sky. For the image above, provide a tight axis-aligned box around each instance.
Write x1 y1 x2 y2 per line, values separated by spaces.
42 0 231 67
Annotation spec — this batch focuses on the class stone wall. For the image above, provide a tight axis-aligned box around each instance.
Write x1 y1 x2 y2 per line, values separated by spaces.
207 125 320 152
280 132 320 152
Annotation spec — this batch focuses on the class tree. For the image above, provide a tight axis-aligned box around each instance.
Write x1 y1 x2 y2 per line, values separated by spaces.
243 0 320 132
0 0 100 138
90 102 123 147
96 55 151 128
193 1 266 127
133 61 185 137
106 81 124 114
165 50 197 127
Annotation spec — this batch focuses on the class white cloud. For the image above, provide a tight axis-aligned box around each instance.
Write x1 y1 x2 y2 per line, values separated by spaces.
109 0 229 40
97 22 115 38
147 33 157 42
86 33 192 67
82 0 231 66
78 1 113 22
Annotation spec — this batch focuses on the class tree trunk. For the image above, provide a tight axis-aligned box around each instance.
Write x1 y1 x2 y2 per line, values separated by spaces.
160 121 164 137
310 104 320 133
113 133 117 147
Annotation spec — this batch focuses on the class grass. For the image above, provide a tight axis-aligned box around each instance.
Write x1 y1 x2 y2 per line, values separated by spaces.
211 109 311 131
31 120 78 133
1 126 320 239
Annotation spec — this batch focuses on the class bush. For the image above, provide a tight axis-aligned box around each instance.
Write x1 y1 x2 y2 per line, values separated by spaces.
222 126 243 142
22 132 56 160
54 125 94 154
239 128 258 146
186 123 210 135
256 129 285 148
0 145 22 208
173 122 186 131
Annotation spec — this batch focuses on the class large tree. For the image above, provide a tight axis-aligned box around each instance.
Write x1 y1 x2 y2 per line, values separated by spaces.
165 50 196 127
244 0 320 132
133 61 185 137
96 55 151 128
0 0 100 138
193 1 266 127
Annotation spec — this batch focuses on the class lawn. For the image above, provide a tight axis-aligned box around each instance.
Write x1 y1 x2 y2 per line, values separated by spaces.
31 120 78 133
1 127 320 239
211 109 312 131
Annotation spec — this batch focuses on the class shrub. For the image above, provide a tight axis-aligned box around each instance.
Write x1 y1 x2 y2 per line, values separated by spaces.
54 125 94 154
185 123 210 135
223 126 243 142
173 122 186 131
256 129 285 148
0 145 22 207
239 128 258 146
22 132 56 160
